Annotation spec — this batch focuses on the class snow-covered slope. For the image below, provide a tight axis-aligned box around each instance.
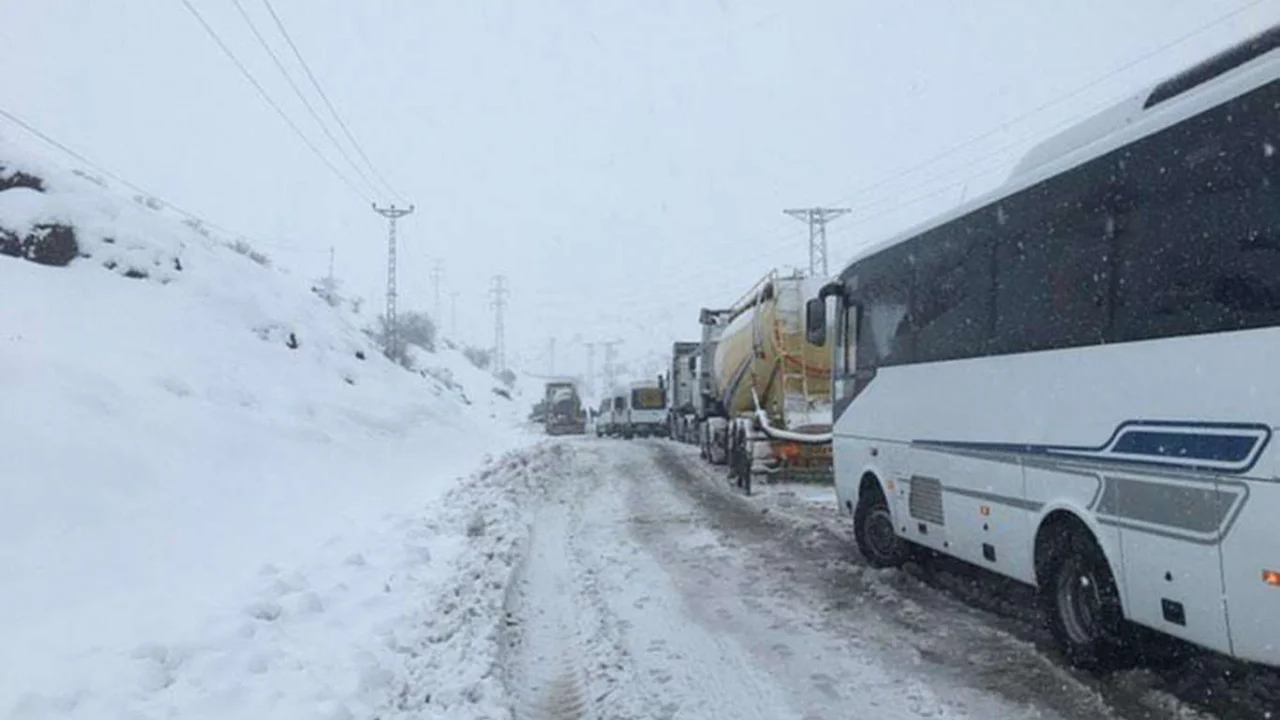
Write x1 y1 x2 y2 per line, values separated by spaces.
0 132 536 714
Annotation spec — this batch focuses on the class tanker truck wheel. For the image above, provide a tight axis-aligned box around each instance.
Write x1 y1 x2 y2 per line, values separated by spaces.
732 427 742 484
729 425 750 492
738 427 753 495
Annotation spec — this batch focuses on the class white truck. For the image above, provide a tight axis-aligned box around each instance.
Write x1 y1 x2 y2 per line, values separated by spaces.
622 380 667 438
667 341 701 443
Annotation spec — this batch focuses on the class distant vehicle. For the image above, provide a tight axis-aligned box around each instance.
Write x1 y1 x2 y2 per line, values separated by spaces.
609 389 629 435
621 380 667 438
595 397 615 437
667 341 700 442
807 27 1280 671
542 380 586 435
692 307 733 460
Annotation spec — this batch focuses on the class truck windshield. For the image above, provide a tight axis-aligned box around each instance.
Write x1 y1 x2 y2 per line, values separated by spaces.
631 387 666 409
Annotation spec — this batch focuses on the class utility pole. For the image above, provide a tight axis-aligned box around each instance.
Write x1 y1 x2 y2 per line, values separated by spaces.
489 275 509 372
599 339 623 394
430 259 444 323
783 207 850 277
373 203 414 358
449 291 459 338
583 341 597 399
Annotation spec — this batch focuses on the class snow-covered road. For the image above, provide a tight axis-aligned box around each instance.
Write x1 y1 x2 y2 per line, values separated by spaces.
503 440 1112 720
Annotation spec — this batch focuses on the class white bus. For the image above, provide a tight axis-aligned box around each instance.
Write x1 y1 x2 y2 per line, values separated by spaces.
806 26 1280 670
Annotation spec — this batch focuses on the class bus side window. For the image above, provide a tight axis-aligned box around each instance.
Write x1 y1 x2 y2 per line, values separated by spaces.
843 303 858 374
829 294 865 404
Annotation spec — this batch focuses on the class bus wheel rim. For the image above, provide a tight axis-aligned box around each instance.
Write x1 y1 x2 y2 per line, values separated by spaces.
1057 560 1104 645
866 506 899 560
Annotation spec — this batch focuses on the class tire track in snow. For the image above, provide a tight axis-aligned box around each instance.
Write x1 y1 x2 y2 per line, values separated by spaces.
502 443 624 720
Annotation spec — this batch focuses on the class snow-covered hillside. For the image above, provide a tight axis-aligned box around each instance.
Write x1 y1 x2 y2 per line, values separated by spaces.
0 132 539 715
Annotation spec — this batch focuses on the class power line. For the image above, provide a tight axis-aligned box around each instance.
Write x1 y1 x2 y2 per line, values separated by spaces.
820 0 1270 214
0 103 321 255
619 1 1257 288
229 0 380 198
178 0 371 202
524 7 1280 343
639 0 1274 298
260 0 406 202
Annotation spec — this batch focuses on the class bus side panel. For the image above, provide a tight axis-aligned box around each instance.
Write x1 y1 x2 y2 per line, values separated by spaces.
911 447 1032 583
1113 475 1232 656
1220 477 1280 666
831 433 860 515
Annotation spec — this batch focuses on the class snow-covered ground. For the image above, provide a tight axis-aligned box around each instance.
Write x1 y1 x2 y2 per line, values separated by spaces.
1 131 541 717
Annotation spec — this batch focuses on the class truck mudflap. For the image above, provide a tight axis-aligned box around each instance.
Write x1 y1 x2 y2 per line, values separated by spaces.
727 420 832 495
754 437 833 484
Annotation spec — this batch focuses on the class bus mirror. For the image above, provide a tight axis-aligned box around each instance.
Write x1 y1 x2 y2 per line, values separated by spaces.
805 297 826 346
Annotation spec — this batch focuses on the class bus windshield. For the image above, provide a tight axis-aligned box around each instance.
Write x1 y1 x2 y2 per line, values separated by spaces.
631 387 666 410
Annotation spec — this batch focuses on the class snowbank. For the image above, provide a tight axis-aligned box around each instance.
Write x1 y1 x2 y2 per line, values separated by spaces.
0 130 538 715
11 445 562 719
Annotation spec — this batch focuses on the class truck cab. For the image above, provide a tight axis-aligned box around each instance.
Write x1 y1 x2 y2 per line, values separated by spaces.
543 381 586 435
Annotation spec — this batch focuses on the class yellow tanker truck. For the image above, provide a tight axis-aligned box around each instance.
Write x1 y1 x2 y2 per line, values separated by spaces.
698 269 833 492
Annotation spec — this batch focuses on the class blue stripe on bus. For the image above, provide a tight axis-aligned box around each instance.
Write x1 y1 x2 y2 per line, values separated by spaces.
913 421 1271 475
1111 430 1257 463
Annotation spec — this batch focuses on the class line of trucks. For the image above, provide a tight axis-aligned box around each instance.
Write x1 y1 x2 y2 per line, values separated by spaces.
533 377 671 439
534 268 834 494
665 269 834 493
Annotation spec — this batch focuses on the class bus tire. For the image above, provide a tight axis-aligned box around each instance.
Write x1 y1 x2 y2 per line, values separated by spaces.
1038 523 1129 671
853 483 910 569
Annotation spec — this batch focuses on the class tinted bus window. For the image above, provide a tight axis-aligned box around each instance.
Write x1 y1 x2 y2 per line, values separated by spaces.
851 244 915 367
1115 80 1280 343
991 172 1113 356
912 220 994 363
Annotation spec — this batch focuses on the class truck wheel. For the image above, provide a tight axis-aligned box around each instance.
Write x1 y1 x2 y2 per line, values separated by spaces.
730 426 751 492
1039 524 1129 670
854 485 910 569
726 429 740 486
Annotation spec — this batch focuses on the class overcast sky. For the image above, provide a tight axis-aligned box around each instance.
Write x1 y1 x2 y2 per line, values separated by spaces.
4 0 1277 383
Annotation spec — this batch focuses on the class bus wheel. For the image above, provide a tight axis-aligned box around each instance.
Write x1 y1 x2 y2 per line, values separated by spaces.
853 485 909 568
1040 525 1128 670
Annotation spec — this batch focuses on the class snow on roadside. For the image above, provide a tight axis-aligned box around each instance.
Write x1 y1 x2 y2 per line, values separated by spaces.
12 444 565 720
1 129 544 717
